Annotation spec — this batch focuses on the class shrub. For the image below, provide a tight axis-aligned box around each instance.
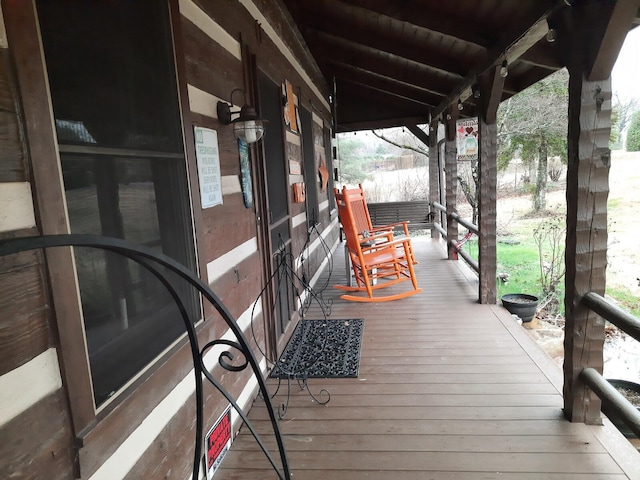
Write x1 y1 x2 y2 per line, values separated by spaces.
626 111 640 152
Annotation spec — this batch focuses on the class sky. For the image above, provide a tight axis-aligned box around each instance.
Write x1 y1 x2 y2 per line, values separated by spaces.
611 26 640 101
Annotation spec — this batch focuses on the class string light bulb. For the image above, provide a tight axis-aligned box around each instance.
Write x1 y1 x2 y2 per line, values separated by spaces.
500 59 509 78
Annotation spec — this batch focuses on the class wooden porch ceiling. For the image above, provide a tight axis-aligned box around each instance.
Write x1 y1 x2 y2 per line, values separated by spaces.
280 0 640 133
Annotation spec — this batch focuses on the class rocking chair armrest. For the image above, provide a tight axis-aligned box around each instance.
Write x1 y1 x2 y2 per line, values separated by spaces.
359 231 394 246
372 221 410 236
360 237 411 253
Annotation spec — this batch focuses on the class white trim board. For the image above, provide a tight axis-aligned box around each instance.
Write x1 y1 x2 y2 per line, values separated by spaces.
0 348 62 428
206 237 258 285
0 182 36 233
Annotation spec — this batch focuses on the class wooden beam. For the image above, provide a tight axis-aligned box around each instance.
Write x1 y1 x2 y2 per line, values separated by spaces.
588 0 640 81
297 8 471 77
306 30 462 96
339 79 433 109
428 121 440 240
337 0 495 48
335 115 430 133
444 107 459 260
476 67 501 305
432 4 558 120
406 124 430 147
561 20 613 426
325 62 443 106
479 65 506 125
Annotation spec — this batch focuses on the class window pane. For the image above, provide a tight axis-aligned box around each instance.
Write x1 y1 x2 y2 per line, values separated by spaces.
62 155 197 405
38 0 198 407
37 1 182 152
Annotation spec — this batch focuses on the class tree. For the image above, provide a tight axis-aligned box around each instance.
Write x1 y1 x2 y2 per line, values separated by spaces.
336 135 371 185
497 69 568 211
627 110 640 152
611 95 639 149
372 127 480 221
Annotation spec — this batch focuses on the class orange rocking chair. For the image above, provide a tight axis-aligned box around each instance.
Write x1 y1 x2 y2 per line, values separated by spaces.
334 186 422 302
339 184 416 265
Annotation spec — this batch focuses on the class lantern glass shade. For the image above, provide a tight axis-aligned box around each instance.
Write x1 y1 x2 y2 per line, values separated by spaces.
233 119 265 143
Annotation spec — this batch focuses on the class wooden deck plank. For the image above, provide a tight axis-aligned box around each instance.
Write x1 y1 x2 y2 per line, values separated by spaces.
217 237 640 479
219 450 623 474
230 432 607 453
216 470 627 480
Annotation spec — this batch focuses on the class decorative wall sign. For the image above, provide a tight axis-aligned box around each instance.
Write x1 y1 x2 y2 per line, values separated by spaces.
283 79 299 133
205 405 232 479
238 139 253 208
194 126 223 208
456 118 479 161
289 159 301 175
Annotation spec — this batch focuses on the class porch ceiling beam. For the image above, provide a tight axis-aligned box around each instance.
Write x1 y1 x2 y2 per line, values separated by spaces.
335 115 430 133
337 80 432 112
519 43 563 70
432 4 560 120
337 0 495 48
339 79 433 109
588 0 640 81
305 30 462 91
406 124 430 147
323 61 444 106
297 14 472 77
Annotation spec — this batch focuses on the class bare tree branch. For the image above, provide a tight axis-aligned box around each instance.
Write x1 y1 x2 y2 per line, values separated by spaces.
371 129 429 156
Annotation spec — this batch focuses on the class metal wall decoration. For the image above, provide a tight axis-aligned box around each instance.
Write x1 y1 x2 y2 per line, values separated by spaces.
317 155 329 191
282 79 299 134
0 235 290 480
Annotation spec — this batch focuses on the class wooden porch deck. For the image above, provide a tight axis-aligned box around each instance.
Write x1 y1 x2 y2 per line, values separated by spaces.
217 237 640 479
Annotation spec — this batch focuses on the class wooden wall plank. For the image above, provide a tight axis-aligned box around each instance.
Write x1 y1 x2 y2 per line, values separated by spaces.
0 48 27 182
0 249 50 375
2 0 95 432
0 389 75 480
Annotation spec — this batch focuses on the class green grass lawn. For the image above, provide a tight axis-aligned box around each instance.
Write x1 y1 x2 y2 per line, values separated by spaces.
461 231 639 317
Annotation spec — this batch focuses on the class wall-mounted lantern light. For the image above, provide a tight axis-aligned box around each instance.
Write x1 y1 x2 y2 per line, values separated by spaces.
216 88 267 144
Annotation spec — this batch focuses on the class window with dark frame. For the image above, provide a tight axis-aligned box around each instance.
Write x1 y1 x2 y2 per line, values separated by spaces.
37 1 199 406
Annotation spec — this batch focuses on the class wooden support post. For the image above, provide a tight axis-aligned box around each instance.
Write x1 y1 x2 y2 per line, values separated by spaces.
476 66 504 304
563 73 611 426
559 0 627 424
428 120 440 240
445 107 459 260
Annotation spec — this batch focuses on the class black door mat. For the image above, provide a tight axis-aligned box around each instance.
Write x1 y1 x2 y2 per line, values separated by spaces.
270 319 364 379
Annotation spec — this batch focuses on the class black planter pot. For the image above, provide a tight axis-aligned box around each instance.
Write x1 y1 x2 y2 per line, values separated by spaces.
501 293 539 322
603 379 640 438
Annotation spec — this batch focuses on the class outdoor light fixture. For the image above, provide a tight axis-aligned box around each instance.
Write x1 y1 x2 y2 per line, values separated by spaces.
217 88 267 144
500 59 509 78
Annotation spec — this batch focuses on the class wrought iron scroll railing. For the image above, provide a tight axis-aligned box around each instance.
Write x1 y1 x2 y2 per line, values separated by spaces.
580 291 640 438
432 201 479 273
0 234 290 480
